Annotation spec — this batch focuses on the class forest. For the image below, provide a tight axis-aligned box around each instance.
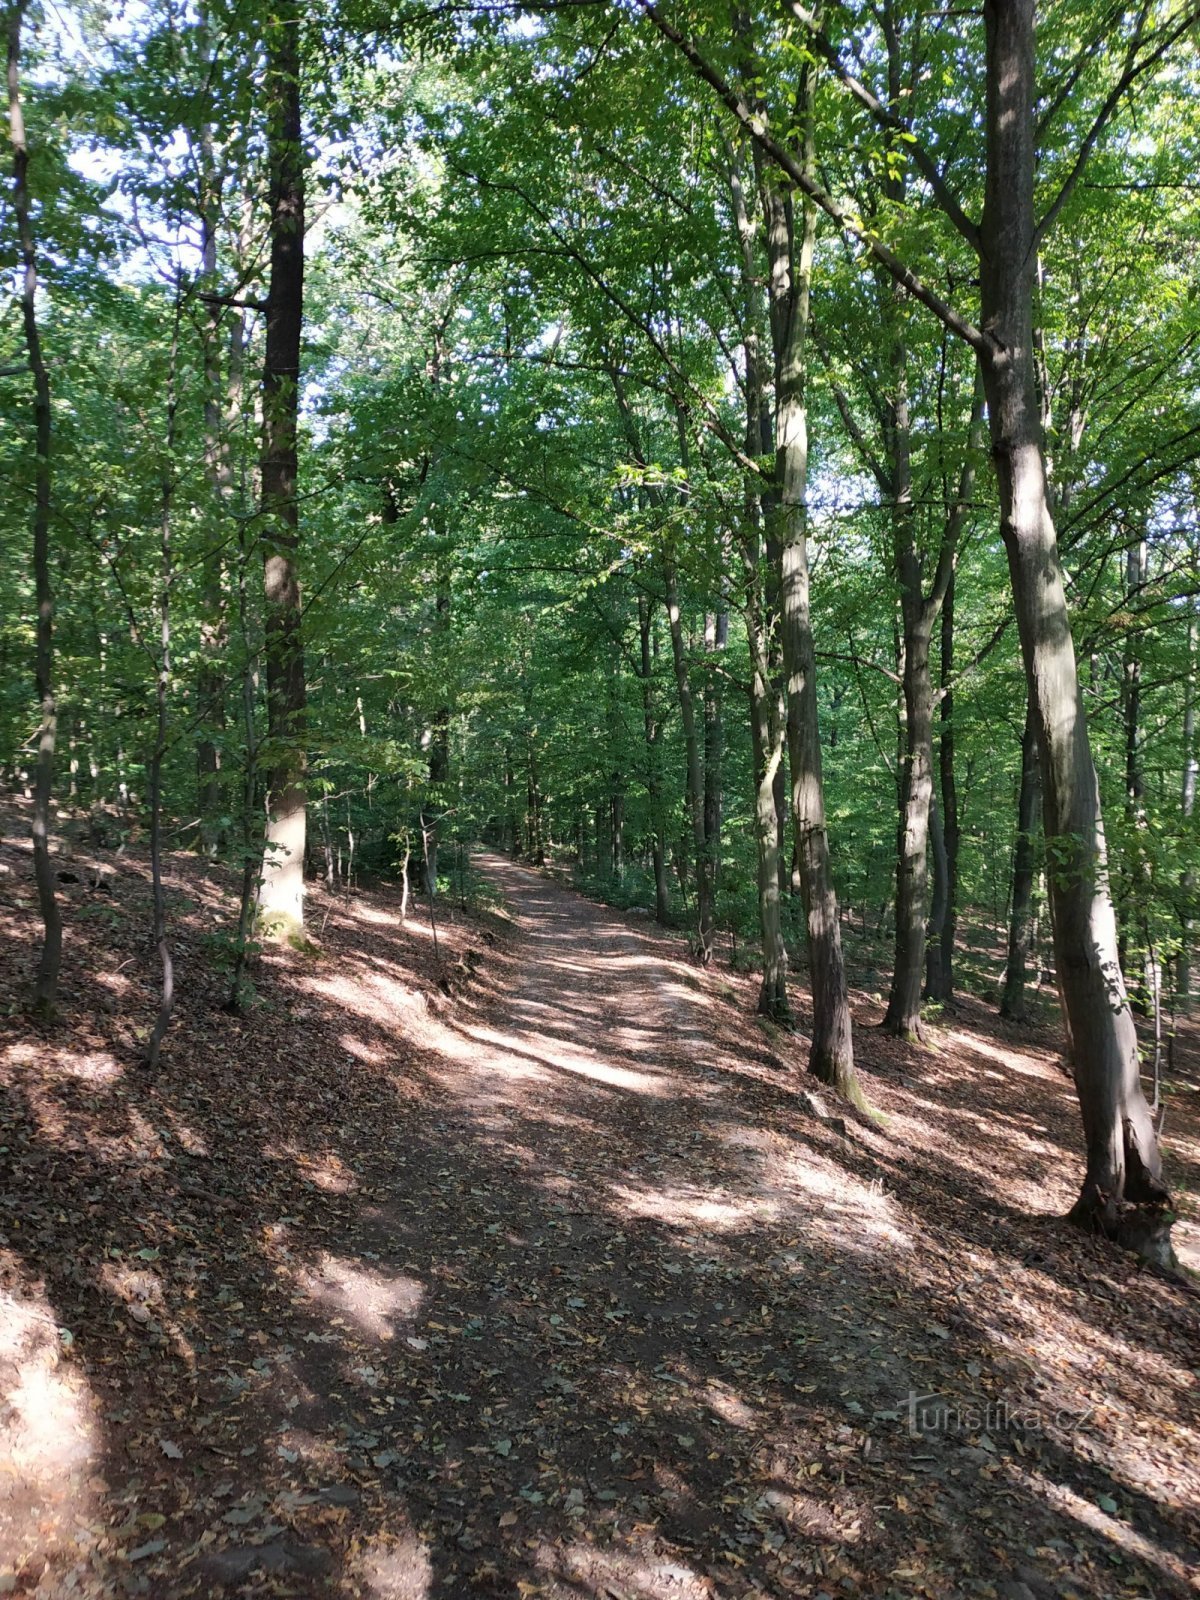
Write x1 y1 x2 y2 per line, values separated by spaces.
2 0 1200 1596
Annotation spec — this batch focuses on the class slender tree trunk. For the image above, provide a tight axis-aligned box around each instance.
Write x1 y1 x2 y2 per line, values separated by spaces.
884 605 935 1040
195 26 227 852
257 0 307 936
759 119 857 1091
702 596 727 941
1119 537 1149 1006
747 620 790 1024
665 560 713 956
8 3 61 1018
638 592 671 923
147 290 182 1072
981 0 1168 1242
927 571 960 1001
1178 610 1196 999
1001 697 1041 1020
426 550 451 895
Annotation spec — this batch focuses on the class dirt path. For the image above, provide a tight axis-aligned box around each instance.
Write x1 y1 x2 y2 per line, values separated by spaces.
2 837 1198 1598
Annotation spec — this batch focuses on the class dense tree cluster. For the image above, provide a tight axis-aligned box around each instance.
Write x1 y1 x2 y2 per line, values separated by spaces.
4 0 1199 1254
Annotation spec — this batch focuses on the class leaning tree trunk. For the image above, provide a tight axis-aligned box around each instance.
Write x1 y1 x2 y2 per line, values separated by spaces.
257 0 307 937
1000 696 1041 1021
982 0 1168 1245
8 2 61 1018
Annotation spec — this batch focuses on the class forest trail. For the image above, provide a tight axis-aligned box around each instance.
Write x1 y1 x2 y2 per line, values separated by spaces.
2 830 1199 1598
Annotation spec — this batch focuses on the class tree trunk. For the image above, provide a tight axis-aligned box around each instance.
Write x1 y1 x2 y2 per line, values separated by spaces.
195 24 228 853
1178 609 1197 999
748 627 790 1024
426 551 451 896
759 120 857 1092
147 292 182 1071
1119 537 1149 1006
8 3 61 1018
981 0 1168 1241
638 592 671 923
884 609 934 1040
1000 698 1042 1020
702 597 727 943
666 560 713 956
927 570 960 1001
257 0 307 937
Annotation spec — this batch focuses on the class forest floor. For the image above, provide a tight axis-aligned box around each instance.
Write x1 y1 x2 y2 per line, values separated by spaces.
2 807 1200 1600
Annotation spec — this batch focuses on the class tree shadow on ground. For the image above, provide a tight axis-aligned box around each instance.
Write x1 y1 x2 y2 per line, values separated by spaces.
0 827 1197 1599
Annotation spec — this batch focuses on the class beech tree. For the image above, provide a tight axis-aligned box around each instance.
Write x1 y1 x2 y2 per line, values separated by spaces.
4 0 1200 1260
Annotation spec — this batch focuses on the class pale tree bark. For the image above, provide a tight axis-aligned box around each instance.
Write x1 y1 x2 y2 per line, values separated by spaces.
640 0 1179 1252
1118 537 1150 1004
637 591 672 924
744 568 790 1024
257 0 307 936
1001 696 1042 1021
980 0 1167 1239
147 289 181 1071
1178 608 1197 999
664 559 713 952
8 1 61 1018
702 591 727 938
926 569 960 1001
425 543 451 895
758 136 856 1093
194 9 228 851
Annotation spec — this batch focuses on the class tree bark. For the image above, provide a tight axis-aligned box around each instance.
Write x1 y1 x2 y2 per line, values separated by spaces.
8 1 61 1018
1119 537 1149 1005
665 559 713 956
757 121 857 1089
638 591 671 923
147 290 182 1071
257 0 307 936
194 13 228 853
980 0 1168 1239
1178 609 1197 999
926 569 960 1001
702 596 727 941
747 601 790 1025
1001 696 1042 1021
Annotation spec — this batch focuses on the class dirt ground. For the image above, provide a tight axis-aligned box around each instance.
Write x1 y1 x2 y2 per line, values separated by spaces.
1 809 1198 1598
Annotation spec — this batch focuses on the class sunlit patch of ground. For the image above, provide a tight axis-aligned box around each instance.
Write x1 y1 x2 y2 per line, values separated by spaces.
0 805 1198 1597
0 1282 100 1584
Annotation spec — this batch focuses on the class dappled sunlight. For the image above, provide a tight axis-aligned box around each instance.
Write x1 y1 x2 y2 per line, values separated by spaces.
1017 1466 1200 1593
355 1531 434 1599
948 1029 1060 1080
294 1252 424 1340
610 1181 779 1231
2 830 1198 1597
781 1154 914 1252
0 1286 100 1574
455 1019 670 1092
341 1032 388 1065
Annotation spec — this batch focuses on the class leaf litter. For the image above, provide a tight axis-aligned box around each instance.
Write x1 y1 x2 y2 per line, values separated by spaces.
0 807 1198 1597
